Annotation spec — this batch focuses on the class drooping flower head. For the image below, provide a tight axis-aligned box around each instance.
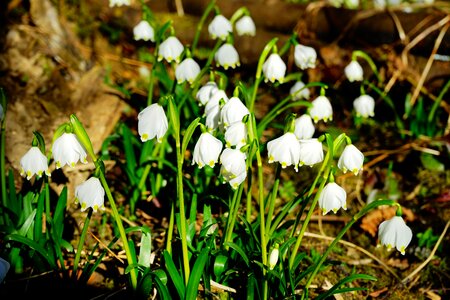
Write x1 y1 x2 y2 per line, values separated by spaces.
205 89 229 131
175 58 201 84
75 177 105 213
353 94 375 118
345 60 364 82
318 182 347 215
378 216 412 255
337 144 364 175
215 43 240 70
109 0 130 7
133 20 155 42
158 36 184 63
138 103 169 143
290 81 310 100
294 114 315 140
20 147 51 180
224 121 248 149
235 15 256 36
208 15 233 40
196 81 218 106
192 132 223 168
267 132 300 171
220 96 249 129
52 133 88 168
309 95 333 123
262 53 286 83
294 44 317 70
219 148 247 189
298 138 324 167
268 244 279 270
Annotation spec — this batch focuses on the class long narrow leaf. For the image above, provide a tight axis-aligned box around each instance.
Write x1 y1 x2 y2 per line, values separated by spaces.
138 230 152 268
316 274 376 300
163 250 185 298
5 233 56 268
185 248 209 300
223 242 250 267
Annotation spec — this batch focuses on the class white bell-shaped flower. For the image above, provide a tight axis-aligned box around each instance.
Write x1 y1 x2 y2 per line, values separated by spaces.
268 244 279 270
220 97 249 129
138 103 169 143
225 121 248 149
220 148 247 189
75 177 105 213
294 114 315 140
262 53 286 83
235 16 256 36
353 94 375 118
175 58 201 84
299 138 324 167
192 132 223 168
215 44 240 70
319 182 347 215
196 81 218 106
109 0 130 7
157 36 184 63
309 96 333 123
337 144 364 175
205 89 229 130
267 132 300 171
290 81 310 100
133 20 155 42
378 216 413 255
20 147 51 180
52 133 88 168
208 15 233 41
345 60 363 82
294 44 317 70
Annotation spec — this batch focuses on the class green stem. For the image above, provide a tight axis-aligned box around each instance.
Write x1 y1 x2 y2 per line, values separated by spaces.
192 0 216 54
265 165 281 235
223 186 243 248
289 167 330 269
99 172 138 289
73 208 92 279
1 117 6 210
303 199 398 292
429 79 450 123
352 50 382 85
166 199 175 254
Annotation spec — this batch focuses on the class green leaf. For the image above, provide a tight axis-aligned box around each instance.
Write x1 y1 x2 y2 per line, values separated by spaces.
5 233 56 268
18 208 36 237
315 273 376 300
53 186 67 239
34 192 45 244
420 153 445 172
163 250 185 298
185 248 209 300
153 272 171 299
223 242 250 267
167 96 180 143
121 124 138 176
181 117 201 162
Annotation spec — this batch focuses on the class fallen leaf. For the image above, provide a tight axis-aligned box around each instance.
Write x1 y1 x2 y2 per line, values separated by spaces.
360 206 415 237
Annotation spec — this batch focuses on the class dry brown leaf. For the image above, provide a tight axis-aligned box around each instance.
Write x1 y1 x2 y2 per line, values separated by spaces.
369 287 388 297
360 206 415 237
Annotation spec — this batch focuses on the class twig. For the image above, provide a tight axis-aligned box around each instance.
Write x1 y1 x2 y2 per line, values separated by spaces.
303 231 401 280
402 220 450 284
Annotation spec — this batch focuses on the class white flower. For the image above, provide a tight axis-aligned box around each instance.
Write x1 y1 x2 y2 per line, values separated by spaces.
52 133 87 168
235 16 256 36
294 44 317 70
196 81 218 106
353 94 375 118
20 147 50 180
138 103 169 143
319 182 347 215
75 177 105 212
309 96 333 123
0 257 10 284
192 132 223 168
294 114 315 140
262 53 286 83
215 44 240 70
345 61 364 82
268 244 279 270
267 132 300 171
220 97 249 129
205 89 229 130
225 121 247 149
133 20 155 42
175 58 201 84
109 0 130 7
208 15 233 40
299 138 324 167
158 36 184 63
337 144 364 175
220 148 247 189
378 216 412 255
290 81 310 100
